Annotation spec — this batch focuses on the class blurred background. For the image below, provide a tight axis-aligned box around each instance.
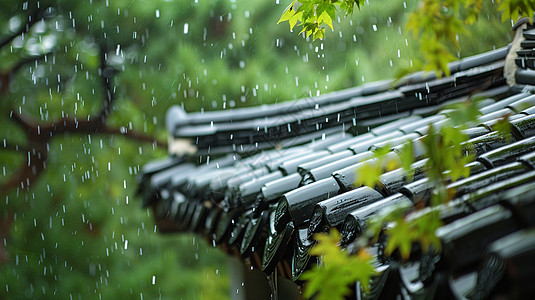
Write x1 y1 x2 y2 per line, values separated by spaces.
0 0 511 298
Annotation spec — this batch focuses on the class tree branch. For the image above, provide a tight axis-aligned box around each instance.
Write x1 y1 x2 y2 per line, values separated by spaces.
10 110 34 132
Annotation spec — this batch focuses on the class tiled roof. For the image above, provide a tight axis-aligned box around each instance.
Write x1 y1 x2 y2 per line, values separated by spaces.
138 26 535 298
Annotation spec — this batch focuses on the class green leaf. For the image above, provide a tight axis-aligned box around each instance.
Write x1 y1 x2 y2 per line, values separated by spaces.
326 4 336 21
319 11 334 31
495 115 512 143
355 160 380 188
313 28 325 40
278 0 297 24
289 11 303 31
399 141 414 181
444 98 482 127
385 219 412 260
412 209 442 252
303 229 376 299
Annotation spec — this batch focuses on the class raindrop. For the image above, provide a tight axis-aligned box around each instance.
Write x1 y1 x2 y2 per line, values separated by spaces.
184 23 189 34
155 10 160 18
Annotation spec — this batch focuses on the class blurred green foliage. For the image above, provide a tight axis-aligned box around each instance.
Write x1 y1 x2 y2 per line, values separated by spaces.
0 0 513 298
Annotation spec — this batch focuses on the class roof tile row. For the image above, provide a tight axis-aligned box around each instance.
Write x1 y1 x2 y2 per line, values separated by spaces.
139 26 535 298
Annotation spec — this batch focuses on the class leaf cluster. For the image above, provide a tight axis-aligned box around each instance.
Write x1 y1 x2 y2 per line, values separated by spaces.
406 0 471 77
406 0 533 77
301 229 375 300
497 0 535 22
279 0 534 75
278 0 361 40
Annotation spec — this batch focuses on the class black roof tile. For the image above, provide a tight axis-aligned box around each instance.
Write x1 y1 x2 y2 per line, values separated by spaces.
501 181 535 226
240 209 270 257
340 193 414 246
436 205 519 274
370 115 422 136
276 177 340 230
227 210 252 246
377 158 429 196
204 207 221 236
479 92 530 114
349 132 405 153
369 132 420 151
296 150 353 177
398 115 447 134
308 186 384 238
306 151 373 183
518 151 535 168
510 114 535 138
189 202 208 233
333 152 401 191
291 227 316 280
477 108 515 123
232 171 283 209
326 132 376 153
261 173 302 203
262 214 294 273
460 171 535 211
467 131 518 156
278 150 329 175
447 162 529 197
523 28 535 39
515 68 535 84
520 104 535 115
478 136 535 167
474 229 535 298
461 126 491 139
